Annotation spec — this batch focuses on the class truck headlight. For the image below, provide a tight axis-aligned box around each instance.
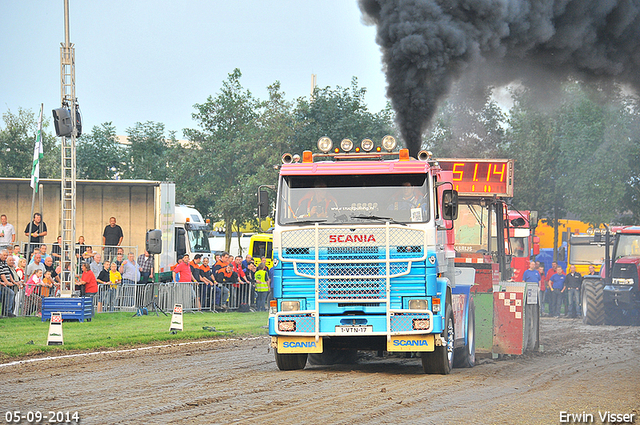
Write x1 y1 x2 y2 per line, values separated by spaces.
408 299 427 310
281 301 300 312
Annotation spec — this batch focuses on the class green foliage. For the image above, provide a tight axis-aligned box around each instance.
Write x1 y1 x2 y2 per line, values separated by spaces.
507 82 636 226
425 85 508 158
3 73 636 230
124 121 170 180
0 107 57 179
292 77 395 152
180 69 261 251
0 311 268 359
77 122 124 180
506 87 563 219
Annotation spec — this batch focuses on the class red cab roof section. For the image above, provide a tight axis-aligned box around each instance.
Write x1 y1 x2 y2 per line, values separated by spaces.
619 226 640 234
279 159 432 176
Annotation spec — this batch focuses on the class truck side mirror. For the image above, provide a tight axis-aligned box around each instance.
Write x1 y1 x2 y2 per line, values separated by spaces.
529 210 538 228
442 189 458 220
146 229 162 254
258 189 270 219
176 228 186 258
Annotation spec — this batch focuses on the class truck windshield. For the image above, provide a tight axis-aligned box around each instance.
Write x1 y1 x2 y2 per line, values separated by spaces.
615 234 640 259
509 237 529 258
187 229 211 253
569 244 608 264
278 174 429 225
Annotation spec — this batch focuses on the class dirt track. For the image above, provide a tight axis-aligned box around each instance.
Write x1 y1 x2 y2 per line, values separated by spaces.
1 317 639 425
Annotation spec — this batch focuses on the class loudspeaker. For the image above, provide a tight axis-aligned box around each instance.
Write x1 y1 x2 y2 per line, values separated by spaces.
146 229 162 254
52 108 73 137
75 105 82 137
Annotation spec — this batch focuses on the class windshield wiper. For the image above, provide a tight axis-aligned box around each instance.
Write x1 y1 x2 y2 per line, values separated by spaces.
292 218 328 225
350 215 407 226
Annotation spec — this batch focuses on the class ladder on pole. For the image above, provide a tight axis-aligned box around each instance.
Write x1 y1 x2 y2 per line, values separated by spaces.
59 0 77 295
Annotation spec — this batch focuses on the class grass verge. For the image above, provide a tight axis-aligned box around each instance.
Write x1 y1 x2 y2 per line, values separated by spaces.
0 311 269 360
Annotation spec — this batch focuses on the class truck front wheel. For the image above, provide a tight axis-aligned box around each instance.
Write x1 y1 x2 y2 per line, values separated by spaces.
422 301 454 374
274 350 308 371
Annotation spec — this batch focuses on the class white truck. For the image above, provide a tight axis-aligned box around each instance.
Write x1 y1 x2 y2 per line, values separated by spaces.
154 182 212 281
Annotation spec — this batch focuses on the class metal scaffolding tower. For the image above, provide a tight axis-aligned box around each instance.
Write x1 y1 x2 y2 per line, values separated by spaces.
59 0 77 295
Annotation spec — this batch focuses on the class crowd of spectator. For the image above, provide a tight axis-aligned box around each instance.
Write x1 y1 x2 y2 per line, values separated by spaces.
0 214 144 317
0 212 277 317
171 252 273 312
520 259 598 318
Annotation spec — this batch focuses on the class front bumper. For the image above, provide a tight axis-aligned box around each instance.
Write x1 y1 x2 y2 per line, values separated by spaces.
604 285 640 309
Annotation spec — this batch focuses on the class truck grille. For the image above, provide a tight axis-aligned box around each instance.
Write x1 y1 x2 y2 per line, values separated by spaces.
280 226 427 301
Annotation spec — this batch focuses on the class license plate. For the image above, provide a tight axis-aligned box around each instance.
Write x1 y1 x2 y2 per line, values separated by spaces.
335 325 373 334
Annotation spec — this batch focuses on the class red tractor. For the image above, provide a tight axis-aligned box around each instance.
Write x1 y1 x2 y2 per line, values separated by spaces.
582 226 640 325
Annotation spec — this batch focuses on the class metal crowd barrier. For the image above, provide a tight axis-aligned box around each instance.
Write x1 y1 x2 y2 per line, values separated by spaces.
0 284 52 317
0 281 267 318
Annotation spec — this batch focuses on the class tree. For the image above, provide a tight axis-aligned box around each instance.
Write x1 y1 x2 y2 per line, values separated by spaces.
506 82 636 259
553 85 633 225
178 69 261 251
76 122 124 180
425 85 508 158
292 77 395 153
0 107 57 179
124 121 169 180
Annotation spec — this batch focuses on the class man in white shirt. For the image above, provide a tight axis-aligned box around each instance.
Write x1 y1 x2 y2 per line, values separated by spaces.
0 215 16 252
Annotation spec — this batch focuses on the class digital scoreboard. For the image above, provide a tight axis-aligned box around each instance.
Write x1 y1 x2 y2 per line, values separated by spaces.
437 159 514 197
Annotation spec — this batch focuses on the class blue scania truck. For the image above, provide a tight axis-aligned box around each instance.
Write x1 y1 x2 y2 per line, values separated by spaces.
262 136 475 374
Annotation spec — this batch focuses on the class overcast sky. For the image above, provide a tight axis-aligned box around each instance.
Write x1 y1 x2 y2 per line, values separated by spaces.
1 1 388 139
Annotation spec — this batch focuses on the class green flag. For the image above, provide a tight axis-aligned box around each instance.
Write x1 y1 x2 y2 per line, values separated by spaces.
30 104 44 192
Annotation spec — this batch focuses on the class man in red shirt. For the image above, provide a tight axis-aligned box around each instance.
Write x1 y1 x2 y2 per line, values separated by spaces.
173 254 193 282
231 255 251 306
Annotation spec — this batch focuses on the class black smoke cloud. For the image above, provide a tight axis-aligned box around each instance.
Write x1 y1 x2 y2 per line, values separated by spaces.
359 0 640 154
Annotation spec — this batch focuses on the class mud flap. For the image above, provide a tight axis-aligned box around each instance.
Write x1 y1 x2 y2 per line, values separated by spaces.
276 336 323 353
387 334 435 352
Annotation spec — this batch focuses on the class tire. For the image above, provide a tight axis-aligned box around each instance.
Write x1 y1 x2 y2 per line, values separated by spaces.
308 349 358 365
274 349 308 371
454 299 475 368
422 300 454 374
582 280 604 325
604 306 626 326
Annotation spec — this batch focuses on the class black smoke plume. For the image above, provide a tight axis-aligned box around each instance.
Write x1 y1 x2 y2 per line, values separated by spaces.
359 0 640 155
